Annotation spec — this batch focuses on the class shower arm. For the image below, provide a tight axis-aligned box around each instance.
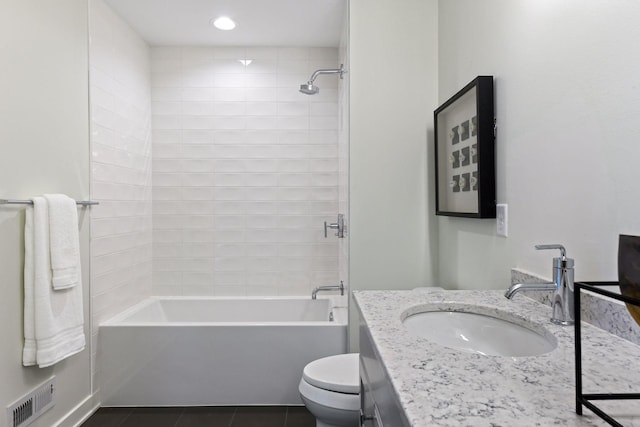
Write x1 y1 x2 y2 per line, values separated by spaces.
306 65 345 85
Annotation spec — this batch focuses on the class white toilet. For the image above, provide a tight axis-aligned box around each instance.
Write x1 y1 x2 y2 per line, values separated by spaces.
299 353 360 427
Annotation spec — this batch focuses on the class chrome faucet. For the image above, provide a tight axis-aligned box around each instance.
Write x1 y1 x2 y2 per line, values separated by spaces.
312 281 345 300
505 244 575 325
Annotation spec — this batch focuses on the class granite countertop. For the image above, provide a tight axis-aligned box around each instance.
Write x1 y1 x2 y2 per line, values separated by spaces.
353 289 640 426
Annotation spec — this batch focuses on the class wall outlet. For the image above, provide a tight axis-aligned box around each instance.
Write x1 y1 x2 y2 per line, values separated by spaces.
496 204 508 237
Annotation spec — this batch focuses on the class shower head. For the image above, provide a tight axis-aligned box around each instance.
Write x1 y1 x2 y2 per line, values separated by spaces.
299 64 345 95
299 82 320 95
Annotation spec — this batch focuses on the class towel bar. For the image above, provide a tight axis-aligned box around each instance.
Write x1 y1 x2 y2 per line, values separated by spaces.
0 199 99 207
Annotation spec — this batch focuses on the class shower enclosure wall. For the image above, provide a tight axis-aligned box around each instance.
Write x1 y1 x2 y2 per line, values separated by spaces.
150 46 343 297
89 0 349 394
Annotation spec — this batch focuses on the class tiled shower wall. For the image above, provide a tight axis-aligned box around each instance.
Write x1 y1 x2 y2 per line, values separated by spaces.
151 47 341 296
338 17 350 291
89 0 152 381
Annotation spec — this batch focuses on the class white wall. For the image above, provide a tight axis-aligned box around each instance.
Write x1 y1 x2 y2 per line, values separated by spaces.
150 46 341 296
349 0 439 348
0 1 92 426
88 0 153 388
437 0 640 288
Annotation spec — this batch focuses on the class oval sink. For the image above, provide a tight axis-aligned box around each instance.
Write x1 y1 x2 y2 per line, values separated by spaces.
402 309 556 357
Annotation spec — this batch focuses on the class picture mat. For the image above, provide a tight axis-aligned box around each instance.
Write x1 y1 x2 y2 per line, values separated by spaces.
437 87 478 213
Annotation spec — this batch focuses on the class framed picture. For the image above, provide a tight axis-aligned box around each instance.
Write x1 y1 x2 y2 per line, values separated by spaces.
434 76 495 218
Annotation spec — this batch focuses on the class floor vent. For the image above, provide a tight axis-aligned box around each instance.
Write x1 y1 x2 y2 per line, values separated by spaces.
7 377 56 427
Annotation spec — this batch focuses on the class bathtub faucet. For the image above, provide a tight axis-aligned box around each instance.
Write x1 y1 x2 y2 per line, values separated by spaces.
504 244 575 326
312 281 344 300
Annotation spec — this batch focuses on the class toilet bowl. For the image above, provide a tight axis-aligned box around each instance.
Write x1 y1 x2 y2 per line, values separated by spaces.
299 353 360 427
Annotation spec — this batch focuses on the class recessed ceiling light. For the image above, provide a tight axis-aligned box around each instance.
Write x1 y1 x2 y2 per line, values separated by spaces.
212 16 236 31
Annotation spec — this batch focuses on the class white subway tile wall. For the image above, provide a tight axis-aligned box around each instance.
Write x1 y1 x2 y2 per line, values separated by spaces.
89 0 153 384
151 46 341 296
338 25 350 292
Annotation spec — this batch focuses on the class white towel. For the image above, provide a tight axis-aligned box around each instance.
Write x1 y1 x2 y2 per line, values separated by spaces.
44 194 80 290
23 197 85 368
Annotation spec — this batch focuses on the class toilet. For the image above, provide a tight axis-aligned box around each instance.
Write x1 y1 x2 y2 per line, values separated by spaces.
299 353 360 427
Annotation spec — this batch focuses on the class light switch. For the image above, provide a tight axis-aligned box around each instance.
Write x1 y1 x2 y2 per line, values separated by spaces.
496 204 508 237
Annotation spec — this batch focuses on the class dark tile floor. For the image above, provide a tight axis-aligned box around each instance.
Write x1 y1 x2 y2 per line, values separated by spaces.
81 406 316 427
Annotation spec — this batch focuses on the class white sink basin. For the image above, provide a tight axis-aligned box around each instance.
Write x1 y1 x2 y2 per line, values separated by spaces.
402 308 556 357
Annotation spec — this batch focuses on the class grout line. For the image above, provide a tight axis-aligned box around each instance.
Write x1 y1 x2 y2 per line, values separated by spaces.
228 406 237 427
117 408 134 427
283 406 288 427
172 407 186 427
118 409 133 427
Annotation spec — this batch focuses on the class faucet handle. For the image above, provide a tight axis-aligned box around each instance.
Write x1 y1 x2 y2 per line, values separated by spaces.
324 214 345 238
535 244 566 259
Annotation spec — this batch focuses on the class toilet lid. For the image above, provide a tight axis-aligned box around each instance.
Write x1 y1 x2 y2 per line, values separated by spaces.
302 353 359 394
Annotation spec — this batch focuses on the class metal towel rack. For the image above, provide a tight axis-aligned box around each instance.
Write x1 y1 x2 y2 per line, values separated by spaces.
0 199 99 207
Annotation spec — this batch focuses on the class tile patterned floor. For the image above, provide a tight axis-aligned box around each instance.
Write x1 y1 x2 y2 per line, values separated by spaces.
80 406 316 427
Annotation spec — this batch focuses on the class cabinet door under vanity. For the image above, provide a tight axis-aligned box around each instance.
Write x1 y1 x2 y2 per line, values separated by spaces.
359 323 411 427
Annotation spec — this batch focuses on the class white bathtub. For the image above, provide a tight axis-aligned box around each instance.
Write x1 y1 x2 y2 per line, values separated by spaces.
98 296 348 406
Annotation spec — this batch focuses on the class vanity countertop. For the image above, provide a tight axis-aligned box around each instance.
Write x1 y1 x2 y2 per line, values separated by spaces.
353 289 640 426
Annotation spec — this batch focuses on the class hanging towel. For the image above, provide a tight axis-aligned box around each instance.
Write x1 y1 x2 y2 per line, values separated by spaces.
23 197 85 368
43 194 80 290
23 203 37 365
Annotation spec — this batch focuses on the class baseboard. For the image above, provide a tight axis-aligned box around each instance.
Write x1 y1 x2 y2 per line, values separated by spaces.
53 391 100 427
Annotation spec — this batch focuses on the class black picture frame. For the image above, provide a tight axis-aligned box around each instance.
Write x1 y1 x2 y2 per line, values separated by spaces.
434 76 495 218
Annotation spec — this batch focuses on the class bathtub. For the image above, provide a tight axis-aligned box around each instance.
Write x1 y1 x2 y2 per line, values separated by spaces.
98 296 348 406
